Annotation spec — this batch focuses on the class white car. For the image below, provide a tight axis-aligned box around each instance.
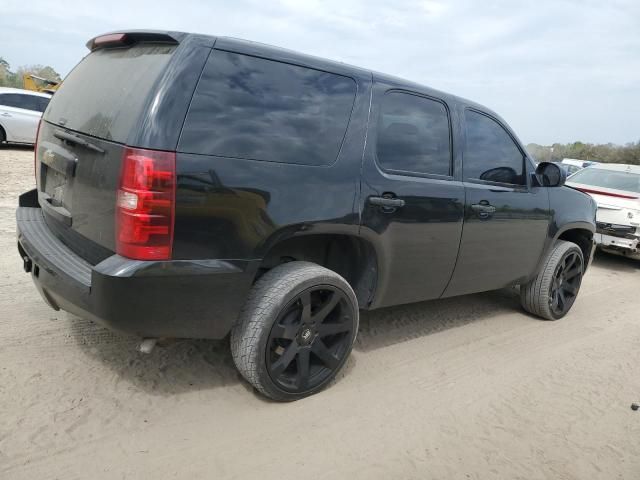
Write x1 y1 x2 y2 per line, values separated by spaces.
566 163 640 260
0 87 51 145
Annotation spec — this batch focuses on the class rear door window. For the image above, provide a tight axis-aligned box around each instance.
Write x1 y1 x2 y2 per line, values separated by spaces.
179 50 357 166
0 93 32 110
464 110 525 185
43 44 176 143
376 91 451 177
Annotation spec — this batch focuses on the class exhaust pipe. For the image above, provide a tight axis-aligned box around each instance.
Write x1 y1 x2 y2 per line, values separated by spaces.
137 338 157 354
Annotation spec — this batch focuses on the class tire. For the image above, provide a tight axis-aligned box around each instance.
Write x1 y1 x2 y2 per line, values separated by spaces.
520 240 585 320
231 261 359 401
0 126 6 145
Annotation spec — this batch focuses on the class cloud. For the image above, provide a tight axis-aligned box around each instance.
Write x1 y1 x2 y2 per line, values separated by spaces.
1 0 638 144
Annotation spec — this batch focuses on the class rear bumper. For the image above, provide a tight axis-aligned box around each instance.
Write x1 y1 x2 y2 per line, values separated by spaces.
16 194 257 339
595 220 639 257
595 231 640 258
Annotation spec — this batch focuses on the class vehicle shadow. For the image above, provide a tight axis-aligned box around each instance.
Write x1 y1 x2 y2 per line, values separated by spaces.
0 144 34 151
73 287 524 397
356 288 523 352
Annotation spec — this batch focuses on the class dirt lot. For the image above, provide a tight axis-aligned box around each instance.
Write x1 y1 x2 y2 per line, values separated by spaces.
1 147 639 479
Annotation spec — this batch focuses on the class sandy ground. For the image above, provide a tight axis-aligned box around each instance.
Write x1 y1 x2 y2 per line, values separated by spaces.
0 146 639 479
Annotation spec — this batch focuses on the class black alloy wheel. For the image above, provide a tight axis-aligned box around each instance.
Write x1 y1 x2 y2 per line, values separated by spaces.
549 250 583 317
520 240 585 320
266 285 354 393
231 261 359 401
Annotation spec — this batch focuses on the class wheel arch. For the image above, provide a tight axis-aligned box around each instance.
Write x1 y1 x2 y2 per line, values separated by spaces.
551 222 595 272
255 231 379 309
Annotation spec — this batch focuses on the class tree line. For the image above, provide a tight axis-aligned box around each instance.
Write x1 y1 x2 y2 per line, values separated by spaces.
0 56 61 89
526 141 640 165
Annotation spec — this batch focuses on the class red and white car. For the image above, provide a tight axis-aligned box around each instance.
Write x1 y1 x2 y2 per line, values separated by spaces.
566 163 640 260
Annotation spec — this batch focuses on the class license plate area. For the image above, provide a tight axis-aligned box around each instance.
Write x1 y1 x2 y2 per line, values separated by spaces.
39 140 77 212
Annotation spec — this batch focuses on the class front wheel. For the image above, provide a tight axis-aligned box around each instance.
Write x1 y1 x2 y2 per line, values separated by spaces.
520 240 585 320
231 261 359 401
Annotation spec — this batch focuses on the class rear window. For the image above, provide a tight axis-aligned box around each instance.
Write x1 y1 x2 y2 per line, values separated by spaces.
569 168 640 193
44 44 175 143
179 50 357 166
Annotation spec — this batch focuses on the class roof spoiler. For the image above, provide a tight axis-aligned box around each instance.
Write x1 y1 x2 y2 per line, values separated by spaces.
86 31 180 51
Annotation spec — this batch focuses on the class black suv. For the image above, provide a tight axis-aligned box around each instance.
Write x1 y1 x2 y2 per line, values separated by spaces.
16 31 597 400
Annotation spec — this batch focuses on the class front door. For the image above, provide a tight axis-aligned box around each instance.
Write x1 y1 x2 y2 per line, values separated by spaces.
360 87 464 308
443 109 551 297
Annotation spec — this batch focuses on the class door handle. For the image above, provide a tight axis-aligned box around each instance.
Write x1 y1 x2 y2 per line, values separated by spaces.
1 112 11 117
471 202 496 219
369 194 405 214
369 196 405 208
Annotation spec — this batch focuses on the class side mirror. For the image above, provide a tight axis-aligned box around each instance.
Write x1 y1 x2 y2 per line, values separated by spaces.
533 162 566 187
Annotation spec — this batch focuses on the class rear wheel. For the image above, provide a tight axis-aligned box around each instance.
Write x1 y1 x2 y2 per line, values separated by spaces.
520 240 584 320
231 261 358 401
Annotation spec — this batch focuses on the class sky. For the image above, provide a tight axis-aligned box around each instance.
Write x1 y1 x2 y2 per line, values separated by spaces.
1 0 639 145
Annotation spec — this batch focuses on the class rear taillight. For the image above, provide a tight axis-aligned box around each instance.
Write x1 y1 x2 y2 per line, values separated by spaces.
116 147 176 260
34 119 42 185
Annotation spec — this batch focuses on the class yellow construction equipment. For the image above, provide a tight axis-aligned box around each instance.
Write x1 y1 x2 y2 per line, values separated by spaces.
23 74 59 94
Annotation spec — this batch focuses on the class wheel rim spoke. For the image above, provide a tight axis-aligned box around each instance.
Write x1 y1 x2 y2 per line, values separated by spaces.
564 266 581 280
270 342 299 376
317 321 351 337
271 323 299 340
312 339 340 370
551 289 559 310
300 290 312 323
558 289 566 309
311 292 340 323
296 348 311 390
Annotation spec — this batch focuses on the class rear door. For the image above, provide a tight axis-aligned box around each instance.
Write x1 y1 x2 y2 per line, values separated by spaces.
443 109 550 297
360 85 464 308
36 39 189 263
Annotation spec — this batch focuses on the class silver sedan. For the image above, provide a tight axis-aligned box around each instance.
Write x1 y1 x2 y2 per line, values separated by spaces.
0 87 51 145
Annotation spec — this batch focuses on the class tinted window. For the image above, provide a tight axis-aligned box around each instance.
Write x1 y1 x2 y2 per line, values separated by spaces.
569 168 640 193
179 51 357 166
44 44 176 142
464 110 525 185
376 92 451 176
32 96 50 113
0 93 31 110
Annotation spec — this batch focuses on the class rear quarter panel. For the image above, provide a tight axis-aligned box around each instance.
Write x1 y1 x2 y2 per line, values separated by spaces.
172 61 373 260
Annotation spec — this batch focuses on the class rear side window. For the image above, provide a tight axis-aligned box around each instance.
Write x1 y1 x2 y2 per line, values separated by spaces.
179 50 357 166
464 110 525 185
376 91 451 177
32 96 50 113
0 93 32 110
44 44 176 143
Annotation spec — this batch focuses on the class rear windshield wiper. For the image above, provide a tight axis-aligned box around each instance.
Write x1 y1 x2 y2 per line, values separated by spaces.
53 130 105 154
